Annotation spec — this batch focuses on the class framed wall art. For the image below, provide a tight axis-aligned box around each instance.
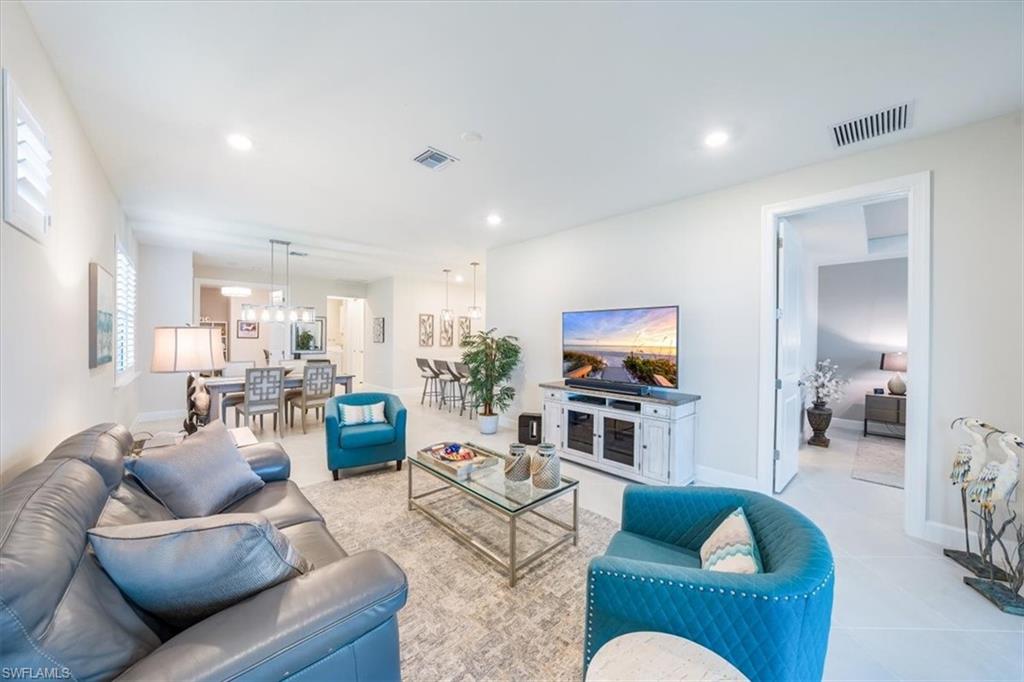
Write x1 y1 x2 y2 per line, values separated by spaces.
418 314 434 347
88 262 114 368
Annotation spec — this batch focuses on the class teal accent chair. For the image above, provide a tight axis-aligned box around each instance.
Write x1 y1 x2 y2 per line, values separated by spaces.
325 393 407 480
585 486 834 681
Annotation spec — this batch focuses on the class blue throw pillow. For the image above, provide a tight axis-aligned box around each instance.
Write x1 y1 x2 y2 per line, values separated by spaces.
89 514 310 627
125 421 264 518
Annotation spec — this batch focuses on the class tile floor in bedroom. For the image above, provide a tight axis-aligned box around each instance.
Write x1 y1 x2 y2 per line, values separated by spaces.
137 392 1023 681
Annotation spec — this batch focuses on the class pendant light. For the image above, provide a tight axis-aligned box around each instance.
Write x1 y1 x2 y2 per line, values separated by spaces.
255 239 315 324
467 261 482 319
441 269 453 322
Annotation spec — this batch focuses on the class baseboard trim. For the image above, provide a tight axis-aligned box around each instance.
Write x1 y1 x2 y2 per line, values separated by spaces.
695 465 761 491
922 519 978 550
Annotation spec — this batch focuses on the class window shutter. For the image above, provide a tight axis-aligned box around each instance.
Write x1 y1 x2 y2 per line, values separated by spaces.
2 70 52 242
115 244 136 374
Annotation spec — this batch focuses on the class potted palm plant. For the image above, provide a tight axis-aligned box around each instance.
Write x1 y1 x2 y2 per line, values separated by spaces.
462 328 522 434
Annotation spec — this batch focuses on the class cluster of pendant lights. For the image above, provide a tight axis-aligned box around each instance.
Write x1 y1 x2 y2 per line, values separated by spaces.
441 261 483 322
238 239 316 324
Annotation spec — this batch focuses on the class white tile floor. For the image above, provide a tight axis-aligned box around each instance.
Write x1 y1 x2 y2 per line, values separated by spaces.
139 394 1023 681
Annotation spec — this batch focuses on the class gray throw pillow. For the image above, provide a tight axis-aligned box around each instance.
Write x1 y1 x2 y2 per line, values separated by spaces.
88 514 311 627
125 421 264 517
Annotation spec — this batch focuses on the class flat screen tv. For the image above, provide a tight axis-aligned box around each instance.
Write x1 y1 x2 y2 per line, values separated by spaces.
562 305 679 388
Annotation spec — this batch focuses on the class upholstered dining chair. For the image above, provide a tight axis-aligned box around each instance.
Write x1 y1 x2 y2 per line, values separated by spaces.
219 360 256 422
235 366 285 435
287 363 337 434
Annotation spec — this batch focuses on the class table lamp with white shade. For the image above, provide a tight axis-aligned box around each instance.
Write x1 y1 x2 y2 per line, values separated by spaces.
151 326 225 434
880 351 907 396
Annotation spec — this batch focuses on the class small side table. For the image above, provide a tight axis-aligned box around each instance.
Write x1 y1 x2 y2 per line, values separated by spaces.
586 631 747 681
863 392 906 439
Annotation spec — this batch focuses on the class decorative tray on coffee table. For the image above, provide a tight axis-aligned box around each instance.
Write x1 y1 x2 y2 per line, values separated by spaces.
418 442 500 480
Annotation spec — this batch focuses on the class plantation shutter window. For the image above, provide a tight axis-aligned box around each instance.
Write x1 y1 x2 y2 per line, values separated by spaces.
2 70 52 242
115 243 137 375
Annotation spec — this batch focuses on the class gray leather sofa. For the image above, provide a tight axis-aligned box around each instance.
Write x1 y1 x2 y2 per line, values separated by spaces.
0 423 408 681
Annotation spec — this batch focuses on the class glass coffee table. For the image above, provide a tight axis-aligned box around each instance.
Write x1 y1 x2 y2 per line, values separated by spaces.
408 442 579 586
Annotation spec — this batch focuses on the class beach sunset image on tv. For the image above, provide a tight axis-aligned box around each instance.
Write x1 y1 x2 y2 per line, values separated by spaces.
562 306 678 387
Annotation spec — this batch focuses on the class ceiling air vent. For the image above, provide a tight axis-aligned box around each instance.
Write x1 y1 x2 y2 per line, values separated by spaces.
832 102 912 148
413 146 459 171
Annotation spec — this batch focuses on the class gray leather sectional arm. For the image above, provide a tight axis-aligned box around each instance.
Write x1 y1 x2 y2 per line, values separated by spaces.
115 550 408 681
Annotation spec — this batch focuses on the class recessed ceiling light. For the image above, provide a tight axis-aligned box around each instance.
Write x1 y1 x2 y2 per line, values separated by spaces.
226 133 253 151
461 131 483 143
454 274 464 283
704 130 729 148
486 213 502 227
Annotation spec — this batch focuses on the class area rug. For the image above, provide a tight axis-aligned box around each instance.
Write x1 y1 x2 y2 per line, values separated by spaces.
850 435 905 488
301 467 618 681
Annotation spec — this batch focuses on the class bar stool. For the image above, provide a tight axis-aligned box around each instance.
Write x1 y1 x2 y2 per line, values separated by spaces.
453 362 472 417
434 360 464 413
417 358 442 406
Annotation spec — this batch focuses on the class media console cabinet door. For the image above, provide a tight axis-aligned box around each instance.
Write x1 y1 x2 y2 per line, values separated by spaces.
543 401 562 448
563 404 600 460
641 419 671 482
600 412 642 474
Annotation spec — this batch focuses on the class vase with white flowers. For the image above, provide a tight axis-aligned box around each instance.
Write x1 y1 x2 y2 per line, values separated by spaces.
802 359 849 447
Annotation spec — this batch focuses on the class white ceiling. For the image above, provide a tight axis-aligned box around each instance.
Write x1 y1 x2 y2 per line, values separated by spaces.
23 1 1022 281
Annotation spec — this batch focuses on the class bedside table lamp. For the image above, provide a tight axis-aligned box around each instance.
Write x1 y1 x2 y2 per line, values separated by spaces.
880 351 907 396
152 326 225 434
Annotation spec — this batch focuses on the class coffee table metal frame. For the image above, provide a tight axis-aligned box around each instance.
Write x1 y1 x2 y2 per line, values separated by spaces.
407 443 579 586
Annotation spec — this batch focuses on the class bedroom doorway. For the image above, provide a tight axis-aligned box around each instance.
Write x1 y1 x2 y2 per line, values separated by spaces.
758 172 931 539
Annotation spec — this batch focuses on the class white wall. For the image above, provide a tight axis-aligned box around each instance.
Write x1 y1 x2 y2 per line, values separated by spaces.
363 277 395 388
0 1 138 483
817 258 908 422
391 276 485 389
135 244 193 418
225 289 271 364
487 113 1023 532
361 275 487 390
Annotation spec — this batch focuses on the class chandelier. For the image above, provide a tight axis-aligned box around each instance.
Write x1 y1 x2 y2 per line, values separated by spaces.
240 240 315 324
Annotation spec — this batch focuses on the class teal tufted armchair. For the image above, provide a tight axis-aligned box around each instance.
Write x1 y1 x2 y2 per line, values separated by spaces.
325 393 407 480
586 486 834 681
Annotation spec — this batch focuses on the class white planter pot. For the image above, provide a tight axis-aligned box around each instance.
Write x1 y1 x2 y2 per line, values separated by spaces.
478 414 499 435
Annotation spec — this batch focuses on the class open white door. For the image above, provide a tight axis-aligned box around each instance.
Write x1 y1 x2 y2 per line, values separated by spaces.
346 298 365 385
774 219 803 493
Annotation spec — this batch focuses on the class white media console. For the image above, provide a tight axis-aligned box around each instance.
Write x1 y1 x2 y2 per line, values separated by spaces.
539 381 700 486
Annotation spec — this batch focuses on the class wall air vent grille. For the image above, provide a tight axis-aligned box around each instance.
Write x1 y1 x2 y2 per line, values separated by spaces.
413 147 459 171
832 102 912 148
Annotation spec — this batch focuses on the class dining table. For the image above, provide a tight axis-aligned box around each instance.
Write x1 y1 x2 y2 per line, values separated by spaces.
204 372 355 425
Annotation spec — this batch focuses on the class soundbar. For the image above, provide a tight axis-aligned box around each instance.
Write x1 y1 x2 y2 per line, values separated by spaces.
565 378 652 396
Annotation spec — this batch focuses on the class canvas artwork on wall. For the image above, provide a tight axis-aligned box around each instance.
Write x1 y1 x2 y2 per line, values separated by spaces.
418 314 434 346
373 317 385 343
237 320 259 339
458 316 472 347
88 262 114 368
439 316 454 347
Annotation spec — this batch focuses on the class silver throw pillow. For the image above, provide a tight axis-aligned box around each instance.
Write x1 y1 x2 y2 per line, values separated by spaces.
125 421 264 517
89 514 311 627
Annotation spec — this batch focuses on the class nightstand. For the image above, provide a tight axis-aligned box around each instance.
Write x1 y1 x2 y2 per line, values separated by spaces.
864 392 906 439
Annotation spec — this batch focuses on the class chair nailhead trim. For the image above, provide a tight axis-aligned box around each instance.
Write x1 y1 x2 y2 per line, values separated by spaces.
589 564 834 601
